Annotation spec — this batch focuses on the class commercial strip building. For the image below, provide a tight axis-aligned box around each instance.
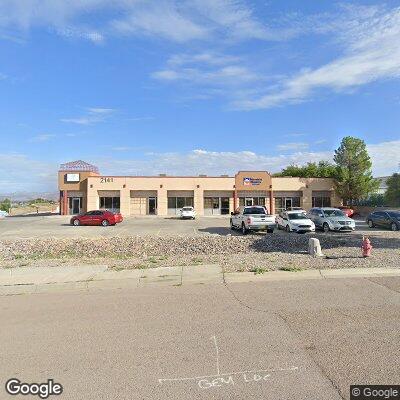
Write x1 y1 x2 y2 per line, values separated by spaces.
58 160 341 216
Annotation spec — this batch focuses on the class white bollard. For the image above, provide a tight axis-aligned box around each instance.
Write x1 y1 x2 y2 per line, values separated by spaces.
308 238 324 257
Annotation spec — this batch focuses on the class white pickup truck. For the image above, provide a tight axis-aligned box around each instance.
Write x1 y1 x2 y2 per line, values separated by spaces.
230 206 276 234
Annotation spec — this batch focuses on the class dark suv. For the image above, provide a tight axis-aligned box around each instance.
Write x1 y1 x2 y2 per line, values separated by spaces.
366 210 400 231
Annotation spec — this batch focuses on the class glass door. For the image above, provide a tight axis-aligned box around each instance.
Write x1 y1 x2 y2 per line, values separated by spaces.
72 198 81 214
285 198 292 210
148 197 157 215
212 197 220 215
221 197 230 215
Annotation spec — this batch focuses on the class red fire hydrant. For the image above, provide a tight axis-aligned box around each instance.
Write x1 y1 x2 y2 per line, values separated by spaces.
361 236 372 257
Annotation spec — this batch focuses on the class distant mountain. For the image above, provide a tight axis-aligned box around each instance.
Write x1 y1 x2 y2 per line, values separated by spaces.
0 191 59 202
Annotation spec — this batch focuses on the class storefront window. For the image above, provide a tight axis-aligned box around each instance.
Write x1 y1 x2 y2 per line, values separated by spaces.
99 197 120 213
312 197 331 207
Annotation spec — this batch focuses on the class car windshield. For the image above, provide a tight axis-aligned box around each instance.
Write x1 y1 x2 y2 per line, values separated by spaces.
288 212 307 220
182 207 193 211
244 207 265 215
387 211 400 219
323 209 345 217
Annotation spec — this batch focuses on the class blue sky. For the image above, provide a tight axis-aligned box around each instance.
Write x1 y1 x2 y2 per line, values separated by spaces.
0 0 400 194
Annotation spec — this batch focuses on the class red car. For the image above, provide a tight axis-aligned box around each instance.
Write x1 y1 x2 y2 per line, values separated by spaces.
338 206 354 218
70 210 123 227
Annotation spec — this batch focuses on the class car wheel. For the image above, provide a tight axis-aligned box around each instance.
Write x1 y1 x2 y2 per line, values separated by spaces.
241 223 248 235
285 225 290 232
267 229 274 234
73 219 80 226
368 219 374 228
391 222 398 231
323 222 330 233
101 219 110 227
230 220 235 230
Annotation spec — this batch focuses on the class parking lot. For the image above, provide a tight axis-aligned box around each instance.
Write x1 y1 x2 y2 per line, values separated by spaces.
0 214 394 239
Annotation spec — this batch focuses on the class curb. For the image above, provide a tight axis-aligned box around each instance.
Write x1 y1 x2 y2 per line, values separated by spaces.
0 266 399 296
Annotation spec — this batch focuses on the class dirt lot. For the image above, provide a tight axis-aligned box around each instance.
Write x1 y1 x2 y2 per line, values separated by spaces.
0 215 398 272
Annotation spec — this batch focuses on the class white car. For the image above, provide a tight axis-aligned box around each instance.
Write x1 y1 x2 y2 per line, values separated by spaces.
0 210 9 218
180 206 196 219
276 210 315 233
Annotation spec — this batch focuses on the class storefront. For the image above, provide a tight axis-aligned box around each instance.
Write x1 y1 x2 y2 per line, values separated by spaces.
58 161 340 217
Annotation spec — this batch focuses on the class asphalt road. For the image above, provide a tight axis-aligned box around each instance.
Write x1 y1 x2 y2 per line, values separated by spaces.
0 214 391 238
1 276 399 399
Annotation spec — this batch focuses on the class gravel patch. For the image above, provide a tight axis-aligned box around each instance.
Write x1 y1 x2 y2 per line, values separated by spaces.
0 231 398 271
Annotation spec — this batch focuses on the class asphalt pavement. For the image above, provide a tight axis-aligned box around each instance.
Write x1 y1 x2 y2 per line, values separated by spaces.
1 276 399 399
0 214 390 238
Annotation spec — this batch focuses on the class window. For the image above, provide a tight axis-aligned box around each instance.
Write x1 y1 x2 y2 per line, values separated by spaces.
243 207 265 215
99 197 120 212
167 197 194 213
312 196 331 207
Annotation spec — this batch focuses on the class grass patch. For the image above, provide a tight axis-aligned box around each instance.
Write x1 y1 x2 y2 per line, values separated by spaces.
251 267 269 275
147 257 158 264
280 266 303 272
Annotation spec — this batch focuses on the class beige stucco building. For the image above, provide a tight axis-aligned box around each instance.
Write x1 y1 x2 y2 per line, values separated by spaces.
58 160 341 216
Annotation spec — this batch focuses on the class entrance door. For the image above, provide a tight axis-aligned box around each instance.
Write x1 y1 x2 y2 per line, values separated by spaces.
212 197 220 215
285 198 292 210
72 198 81 214
221 198 230 215
245 198 253 206
148 197 157 215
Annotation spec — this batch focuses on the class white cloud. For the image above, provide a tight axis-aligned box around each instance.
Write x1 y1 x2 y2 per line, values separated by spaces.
61 107 115 125
0 153 57 193
1 140 398 193
29 133 56 142
236 6 400 109
277 142 309 151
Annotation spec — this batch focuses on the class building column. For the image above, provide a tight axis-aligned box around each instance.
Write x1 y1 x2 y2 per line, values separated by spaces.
61 190 68 215
269 190 274 214
194 186 204 216
157 186 168 216
302 188 313 210
120 187 130 216
233 189 237 210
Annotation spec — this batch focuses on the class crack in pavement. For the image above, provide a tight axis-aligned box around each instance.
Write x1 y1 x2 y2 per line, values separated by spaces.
222 281 346 400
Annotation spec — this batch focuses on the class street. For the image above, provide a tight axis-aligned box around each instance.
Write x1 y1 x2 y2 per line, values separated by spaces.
1 276 399 399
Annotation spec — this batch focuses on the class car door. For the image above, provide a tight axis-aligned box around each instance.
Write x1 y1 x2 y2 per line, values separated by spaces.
382 212 392 228
374 211 385 227
80 211 93 225
92 211 104 225
314 209 324 228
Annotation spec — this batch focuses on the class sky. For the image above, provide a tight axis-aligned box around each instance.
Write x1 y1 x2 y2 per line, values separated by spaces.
0 0 400 195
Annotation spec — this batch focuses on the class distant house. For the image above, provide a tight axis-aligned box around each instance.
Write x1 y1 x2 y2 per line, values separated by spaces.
375 176 389 195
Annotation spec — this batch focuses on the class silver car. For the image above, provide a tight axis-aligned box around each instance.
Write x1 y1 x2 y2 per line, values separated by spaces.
308 207 355 232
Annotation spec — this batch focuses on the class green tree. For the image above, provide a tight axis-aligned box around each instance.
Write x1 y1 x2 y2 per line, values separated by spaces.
0 198 11 212
333 136 378 204
275 161 337 178
385 173 400 207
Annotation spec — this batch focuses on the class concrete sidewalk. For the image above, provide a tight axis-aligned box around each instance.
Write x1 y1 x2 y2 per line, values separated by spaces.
1 264 400 295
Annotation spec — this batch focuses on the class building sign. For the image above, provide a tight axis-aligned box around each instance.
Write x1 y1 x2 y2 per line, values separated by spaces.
66 173 80 182
100 177 114 183
243 177 263 186
235 171 272 191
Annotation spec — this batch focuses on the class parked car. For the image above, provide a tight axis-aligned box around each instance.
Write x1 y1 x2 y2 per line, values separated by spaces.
230 206 276 234
276 210 315 233
338 206 354 218
180 206 196 219
0 210 9 218
286 207 306 212
70 210 123 227
308 207 355 232
366 210 400 231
